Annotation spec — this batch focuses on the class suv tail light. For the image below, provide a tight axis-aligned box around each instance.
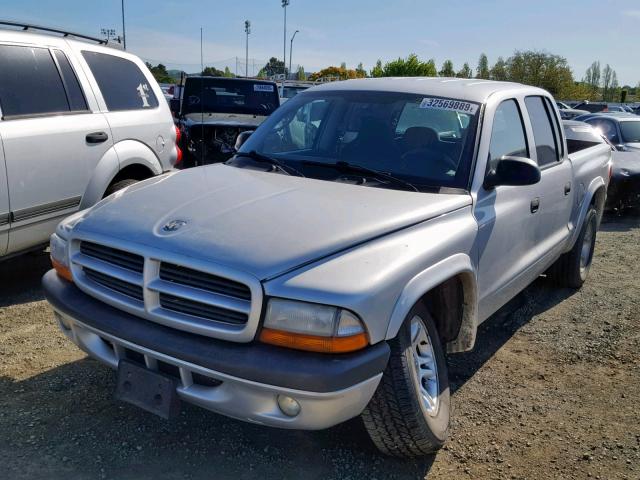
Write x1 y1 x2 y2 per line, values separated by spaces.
175 125 182 144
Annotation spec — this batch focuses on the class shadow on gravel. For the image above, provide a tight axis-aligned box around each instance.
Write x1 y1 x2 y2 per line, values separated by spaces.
599 210 640 233
447 276 575 394
0 357 436 480
0 249 50 307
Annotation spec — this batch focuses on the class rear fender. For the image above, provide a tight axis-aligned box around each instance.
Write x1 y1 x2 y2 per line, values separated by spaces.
566 176 605 252
80 141 163 209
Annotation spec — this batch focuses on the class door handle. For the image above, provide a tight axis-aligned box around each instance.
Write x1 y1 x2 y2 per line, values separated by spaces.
86 132 108 144
530 197 540 213
564 182 572 195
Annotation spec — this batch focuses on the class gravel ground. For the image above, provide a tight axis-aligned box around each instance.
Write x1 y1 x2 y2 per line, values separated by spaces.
0 212 638 480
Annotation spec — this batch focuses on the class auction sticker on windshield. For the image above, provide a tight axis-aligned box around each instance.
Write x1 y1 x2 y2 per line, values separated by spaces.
420 98 478 114
254 84 275 92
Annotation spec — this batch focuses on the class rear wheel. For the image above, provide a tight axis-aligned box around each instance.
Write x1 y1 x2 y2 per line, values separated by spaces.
361 304 450 457
104 179 138 198
548 207 598 288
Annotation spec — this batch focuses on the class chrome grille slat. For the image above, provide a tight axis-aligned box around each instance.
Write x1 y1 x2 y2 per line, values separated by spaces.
84 268 144 302
71 239 259 341
159 293 248 325
80 241 144 273
160 262 251 301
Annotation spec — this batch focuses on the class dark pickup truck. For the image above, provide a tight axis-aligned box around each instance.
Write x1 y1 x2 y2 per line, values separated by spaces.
171 77 280 167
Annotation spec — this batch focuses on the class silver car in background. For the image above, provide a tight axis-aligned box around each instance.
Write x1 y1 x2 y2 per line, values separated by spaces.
0 22 179 259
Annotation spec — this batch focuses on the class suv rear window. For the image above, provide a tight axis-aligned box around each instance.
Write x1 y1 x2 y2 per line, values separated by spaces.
82 51 158 111
0 45 76 118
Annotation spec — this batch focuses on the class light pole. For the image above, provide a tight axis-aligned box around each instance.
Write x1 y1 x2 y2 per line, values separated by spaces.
289 30 299 81
100 28 116 43
121 0 127 50
244 20 251 78
281 0 289 94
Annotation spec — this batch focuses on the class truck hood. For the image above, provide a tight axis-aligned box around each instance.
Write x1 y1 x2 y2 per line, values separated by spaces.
76 165 471 280
183 113 266 128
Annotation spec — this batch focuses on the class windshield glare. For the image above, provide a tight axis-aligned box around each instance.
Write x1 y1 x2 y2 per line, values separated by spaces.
238 91 480 190
620 121 640 143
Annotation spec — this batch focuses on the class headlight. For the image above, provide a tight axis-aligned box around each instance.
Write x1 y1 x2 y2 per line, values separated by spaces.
259 299 368 353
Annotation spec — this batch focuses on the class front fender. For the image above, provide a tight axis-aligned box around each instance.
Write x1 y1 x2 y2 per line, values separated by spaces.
80 140 163 209
385 254 479 353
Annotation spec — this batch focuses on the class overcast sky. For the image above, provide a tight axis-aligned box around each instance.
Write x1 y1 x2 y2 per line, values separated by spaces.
4 0 640 85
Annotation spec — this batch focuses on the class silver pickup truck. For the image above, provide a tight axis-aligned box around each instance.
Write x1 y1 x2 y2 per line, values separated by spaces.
43 78 611 457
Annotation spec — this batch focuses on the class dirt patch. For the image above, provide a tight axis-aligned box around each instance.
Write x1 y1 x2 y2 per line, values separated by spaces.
0 214 638 479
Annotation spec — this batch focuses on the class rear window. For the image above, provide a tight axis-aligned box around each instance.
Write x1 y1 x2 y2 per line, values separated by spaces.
82 51 158 111
182 78 279 116
0 45 74 118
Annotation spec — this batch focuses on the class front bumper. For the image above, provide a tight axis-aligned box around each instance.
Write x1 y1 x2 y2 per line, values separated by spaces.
43 271 389 429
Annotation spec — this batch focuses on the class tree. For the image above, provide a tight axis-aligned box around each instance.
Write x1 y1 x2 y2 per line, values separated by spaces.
297 65 306 81
490 57 508 81
601 64 613 101
201 66 224 77
340 62 347 70
456 62 473 78
476 53 490 79
308 65 364 81
505 50 573 96
356 62 367 78
261 57 287 77
145 62 174 83
370 54 436 77
370 59 384 78
223 66 234 78
439 59 455 77
621 89 628 103
583 61 601 95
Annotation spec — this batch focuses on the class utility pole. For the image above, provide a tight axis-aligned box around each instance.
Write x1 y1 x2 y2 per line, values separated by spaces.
245 20 251 78
289 30 299 81
281 0 289 94
200 28 203 73
121 0 126 50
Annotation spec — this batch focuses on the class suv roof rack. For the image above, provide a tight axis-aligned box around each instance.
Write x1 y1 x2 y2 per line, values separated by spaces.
0 20 108 45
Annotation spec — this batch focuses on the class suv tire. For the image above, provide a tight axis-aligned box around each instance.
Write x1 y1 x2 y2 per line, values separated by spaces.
104 179 138 197
361 304 449 457
548 207 597 288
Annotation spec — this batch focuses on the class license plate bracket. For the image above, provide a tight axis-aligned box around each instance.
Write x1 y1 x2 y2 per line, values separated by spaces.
115 359 181 419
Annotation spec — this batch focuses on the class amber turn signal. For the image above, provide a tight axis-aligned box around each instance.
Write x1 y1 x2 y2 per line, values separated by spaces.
259 328 368 354
51 258 73 282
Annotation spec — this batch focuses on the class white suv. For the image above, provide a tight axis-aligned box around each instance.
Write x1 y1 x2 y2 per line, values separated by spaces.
0 23 179 259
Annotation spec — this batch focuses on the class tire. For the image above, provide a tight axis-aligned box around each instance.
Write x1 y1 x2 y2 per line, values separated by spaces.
361 304 450 458
548 207 598 289
103 179 138 198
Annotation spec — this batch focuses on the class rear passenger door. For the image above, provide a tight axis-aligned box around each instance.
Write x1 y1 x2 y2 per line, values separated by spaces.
0 44 113 254
523 96 573 260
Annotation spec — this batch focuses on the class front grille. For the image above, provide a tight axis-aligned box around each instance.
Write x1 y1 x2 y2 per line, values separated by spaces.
160 262 251 301
84 268 144 301
159 293 248 325
71 239 258 340
80 241 144 273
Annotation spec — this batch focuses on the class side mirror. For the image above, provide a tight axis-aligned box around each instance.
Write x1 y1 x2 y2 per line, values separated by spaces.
169 98 181 116
234 130 253 151
484 156 541 189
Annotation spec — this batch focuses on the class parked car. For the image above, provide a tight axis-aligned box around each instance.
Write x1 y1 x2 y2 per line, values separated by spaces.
280 82 312 103
44 78 611 457
0 22 179 260
564 120 640 211
573 101 632 114
170 76 280 167
159 83 176 102
574 113 640 152
556 101 589 120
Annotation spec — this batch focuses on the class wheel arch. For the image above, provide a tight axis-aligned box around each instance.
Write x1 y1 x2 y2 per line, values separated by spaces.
566 176 606 252
80 140 163 209
385 253 479 353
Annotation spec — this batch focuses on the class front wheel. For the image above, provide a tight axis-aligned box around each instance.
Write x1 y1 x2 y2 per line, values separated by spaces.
361 304 450 458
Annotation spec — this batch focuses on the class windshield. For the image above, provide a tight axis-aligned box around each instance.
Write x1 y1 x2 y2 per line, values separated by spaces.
182 78 279 116
620 121 640 143
237 90 480 190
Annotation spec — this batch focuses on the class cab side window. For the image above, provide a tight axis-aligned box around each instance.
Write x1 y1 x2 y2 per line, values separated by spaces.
525 96 560 167
488 99 528 172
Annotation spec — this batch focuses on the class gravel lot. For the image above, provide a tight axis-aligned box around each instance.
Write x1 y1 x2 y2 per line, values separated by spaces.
1 212 638 480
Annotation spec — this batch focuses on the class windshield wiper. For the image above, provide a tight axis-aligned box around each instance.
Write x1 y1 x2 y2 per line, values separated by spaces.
301 160 419 192
232 151 305 177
